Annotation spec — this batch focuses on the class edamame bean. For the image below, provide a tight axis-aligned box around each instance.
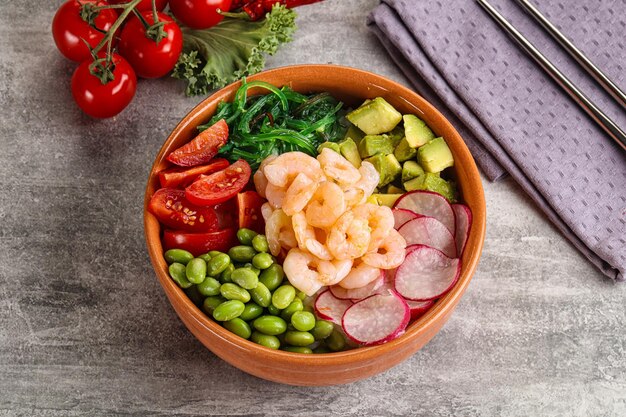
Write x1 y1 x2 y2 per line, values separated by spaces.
228 245 257 263
164 249 194 265
240 303 264 321
185 258 207 284
198 253 212 263
252 315 287 336
296 291 307 301
249 282 271 307
280 298 303 321
237 228 258 246
259 264 283 291
252 252 273 270
207 253 231 277
267 304 281 316
283 346 313 354
220 263 235 283
326 329 346 351
202 296 226 315
169 263 192 289
291 311 316 332
220 283 251 303
251 234 269 253
223 318 251 339
244 263 260 275
284 331 315 347
231 268 259 290
213 300 245 321
197 277 221 297
208 250 224 258
311 320 334 340
272 285 296 309
250 332 280 350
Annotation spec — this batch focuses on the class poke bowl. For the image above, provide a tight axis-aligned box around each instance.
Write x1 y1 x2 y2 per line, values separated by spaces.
144 64 485 386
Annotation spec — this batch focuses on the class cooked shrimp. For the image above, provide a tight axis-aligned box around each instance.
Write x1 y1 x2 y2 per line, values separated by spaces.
261 202 274 222
283 249 340 295
263 152 323 188
253 155 276 197
305 239 333 261
265 183 286 209
327 211 371 260
362 229 406 269
339 261 382 289
343 188 365 208
292 211 316 249
333 258 354 283
317 148 361 186
353 203 395 251
266 209 296 256
282 173 317 216
305 181 346 228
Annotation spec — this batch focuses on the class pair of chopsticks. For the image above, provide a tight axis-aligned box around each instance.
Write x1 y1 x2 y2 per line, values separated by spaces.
476 0 626 151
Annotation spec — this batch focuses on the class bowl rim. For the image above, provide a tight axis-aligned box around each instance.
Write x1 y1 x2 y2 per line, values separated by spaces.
144 64 486 366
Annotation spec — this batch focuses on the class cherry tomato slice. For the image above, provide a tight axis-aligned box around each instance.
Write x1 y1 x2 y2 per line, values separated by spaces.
166 119 229 167
158 158 229 188
162 229 238 256
185 160 252 206
148 188 220 232
237 191 265 233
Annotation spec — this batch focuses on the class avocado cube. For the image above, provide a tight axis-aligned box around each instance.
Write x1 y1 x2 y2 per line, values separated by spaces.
403 172 456 202
388 125 405 148
401 160 424 183
317 141 340 154
346 97 402 135
404 114 435 148
368 193 403 207
386 184 404 194
339 137 362 168
344 124 365 143
417 137 454 173
394 137 418 162
384 154 402 186
358 135 394 159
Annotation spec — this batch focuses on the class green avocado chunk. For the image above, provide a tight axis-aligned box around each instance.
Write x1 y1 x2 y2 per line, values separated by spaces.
403 172 457 202
317 141 340 154
343 124 365 143
394 136 418 162
401 160 424 183
404 114 435 148
339 137 362 168
358 135 394 159
367 193 403 207
346 97 402 135
417 137 454 173
386 184 404 194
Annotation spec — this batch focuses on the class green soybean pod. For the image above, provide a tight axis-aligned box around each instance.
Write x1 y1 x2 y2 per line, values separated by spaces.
207 253 231 277
213 300 245 321
251 234 269 253
228 245 257 263
291 311 316 332
185 258 207 284
252 315 287 336
198 253 212 263
202 295 226 315
164 249 194 265
283 346 313 354
220 283 251 303
249 282 271 307
280 298 304 321
259 264 284 291
231 268 259 290
169 263 192 289
311 320 334 340
237 228 258 246
252 253 273 270
197 277 221 297
250 332 280 350
220 263 235 283
267 304 281 316
223 318 252 339
326 329 346 352
240 303 264 321
284 331 315 347
272 285 296 309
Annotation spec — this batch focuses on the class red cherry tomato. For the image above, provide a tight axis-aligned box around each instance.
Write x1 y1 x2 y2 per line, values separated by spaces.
169 0 232 29
109 0 169 12
186 160 252 206
71 53 137 118
118 11 183 79
52 0 118 62
162 229 238 256
166 119 229 167
148 188 220 232
237 191 265 233
158 158 230 188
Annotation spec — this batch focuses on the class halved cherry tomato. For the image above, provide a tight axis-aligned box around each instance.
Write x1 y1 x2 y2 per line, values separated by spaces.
166 119 229 167
162 229 237 256
185 160 251 206
148 188 219 232
158 158 229 188
237 191 265 233
214 198 238 230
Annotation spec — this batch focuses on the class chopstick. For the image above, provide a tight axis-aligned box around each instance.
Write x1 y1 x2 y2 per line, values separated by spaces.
475 0 626 151
513 0 626 110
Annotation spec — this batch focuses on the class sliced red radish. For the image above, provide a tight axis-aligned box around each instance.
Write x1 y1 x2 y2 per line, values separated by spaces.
394 245 460 301
329 271 385 301
398 217 457 258
392 208 420 229
314 290 352 325
406 299 435 320
342 290 410 346
452 203 472 257
393 190 455 235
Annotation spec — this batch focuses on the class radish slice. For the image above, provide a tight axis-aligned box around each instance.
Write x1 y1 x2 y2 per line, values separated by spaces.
452 203 472 257
392 208 420 229
406 299 435 320
394 245 461 301
342 290 410 346
393 191 455 235
329 271 385 301
314 290 352 325
398 217 457 258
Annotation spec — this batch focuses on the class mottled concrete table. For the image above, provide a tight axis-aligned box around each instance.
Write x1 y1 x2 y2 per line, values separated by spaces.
1 1 624 416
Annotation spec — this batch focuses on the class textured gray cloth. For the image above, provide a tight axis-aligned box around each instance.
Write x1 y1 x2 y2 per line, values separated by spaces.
368 0 626 281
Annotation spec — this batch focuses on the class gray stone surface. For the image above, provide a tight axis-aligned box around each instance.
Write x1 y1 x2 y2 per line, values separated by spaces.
0 0 624 416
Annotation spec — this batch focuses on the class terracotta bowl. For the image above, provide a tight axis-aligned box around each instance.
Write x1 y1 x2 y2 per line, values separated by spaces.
144 64 486 386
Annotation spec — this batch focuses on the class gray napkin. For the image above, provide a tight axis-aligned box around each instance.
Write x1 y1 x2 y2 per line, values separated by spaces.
367 0 626 281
